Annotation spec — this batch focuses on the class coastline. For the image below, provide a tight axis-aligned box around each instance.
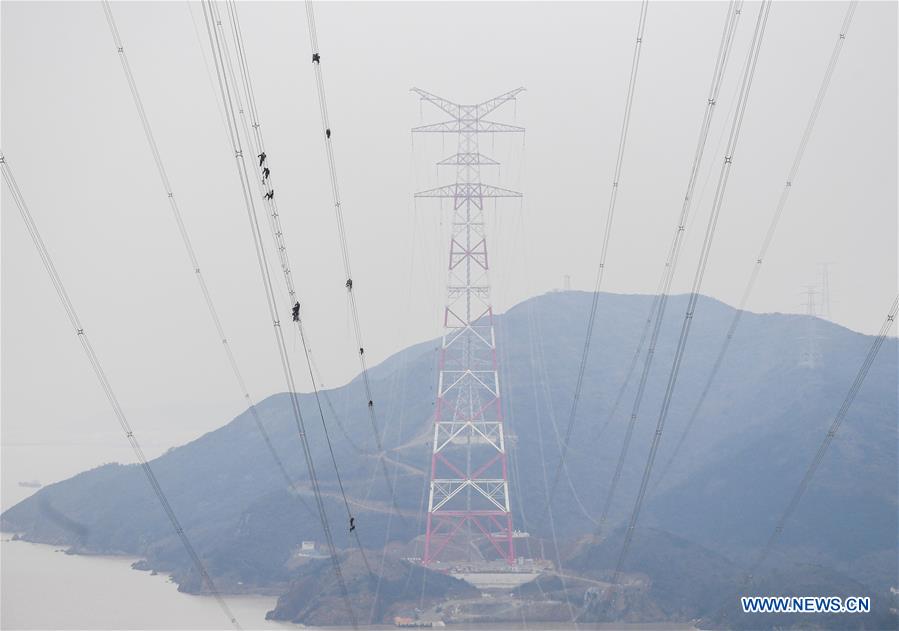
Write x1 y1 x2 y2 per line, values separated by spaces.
0 536 296 630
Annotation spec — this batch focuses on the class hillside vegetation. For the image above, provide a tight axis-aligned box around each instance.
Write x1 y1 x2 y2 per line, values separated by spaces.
3 291 896 627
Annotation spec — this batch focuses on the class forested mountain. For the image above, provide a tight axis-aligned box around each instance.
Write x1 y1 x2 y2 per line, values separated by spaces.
3 291 896 627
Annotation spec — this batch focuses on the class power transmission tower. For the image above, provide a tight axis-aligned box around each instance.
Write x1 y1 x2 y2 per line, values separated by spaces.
799 284 822 368
412 87 524 566
819 262 834 320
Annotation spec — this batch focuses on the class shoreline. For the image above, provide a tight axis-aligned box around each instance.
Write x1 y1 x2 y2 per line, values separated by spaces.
1 536 298 630
1 530 289 598
2 537 701 630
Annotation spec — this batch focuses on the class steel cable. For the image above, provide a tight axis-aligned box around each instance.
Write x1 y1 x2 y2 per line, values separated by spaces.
203 7 380 589
546 0 649 508
199 1 359 624
651 1 859 491
100 0 317 524
596 55 748 456
738 296 897 587
302 2 401 516
610 0 772 584
215 0 370 458
593 0 745 538
1 152 242 631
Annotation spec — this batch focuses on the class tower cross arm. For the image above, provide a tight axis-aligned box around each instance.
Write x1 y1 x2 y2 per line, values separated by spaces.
477 87 526 118
437 153 500 166
411 88 461 119
415 183 522 199
412 120 524 134
479 120 525 133
412 120 463 134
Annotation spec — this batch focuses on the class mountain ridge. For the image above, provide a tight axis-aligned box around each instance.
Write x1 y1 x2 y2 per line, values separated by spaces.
3 291 895 626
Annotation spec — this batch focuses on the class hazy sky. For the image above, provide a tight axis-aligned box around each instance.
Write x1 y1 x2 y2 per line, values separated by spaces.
2 1 895 493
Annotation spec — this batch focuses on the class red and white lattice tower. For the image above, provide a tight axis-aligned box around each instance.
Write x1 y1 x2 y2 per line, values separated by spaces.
412 88 524 565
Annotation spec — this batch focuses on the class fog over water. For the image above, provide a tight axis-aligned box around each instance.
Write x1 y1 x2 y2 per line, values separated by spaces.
1 538 291 630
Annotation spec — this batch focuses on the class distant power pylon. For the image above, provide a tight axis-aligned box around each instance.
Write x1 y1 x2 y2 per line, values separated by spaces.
819 262 835 320
799 284 822 369
412 87 524 566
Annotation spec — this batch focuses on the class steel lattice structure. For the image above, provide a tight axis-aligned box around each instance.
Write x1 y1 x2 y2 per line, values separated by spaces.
412 88 524 565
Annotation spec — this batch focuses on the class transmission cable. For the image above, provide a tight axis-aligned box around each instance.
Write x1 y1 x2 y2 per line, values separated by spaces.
710 296 898 618
212 0 370 459
593 273 665 453
99 0 317 524
524 298 579 624
592 76 742 452
206 0 364 548
510 182 577 619
198 1 358 625
500 314 552 618
597 59 746 453
610 0 772 585
652 1 859 490
206 8 411 623
545 0 649 507
204 2 379 567
364 200 434 623
594 0 745 537
0 152 241 631
742 296 898 583
303 1 403 515
305 0 402 519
